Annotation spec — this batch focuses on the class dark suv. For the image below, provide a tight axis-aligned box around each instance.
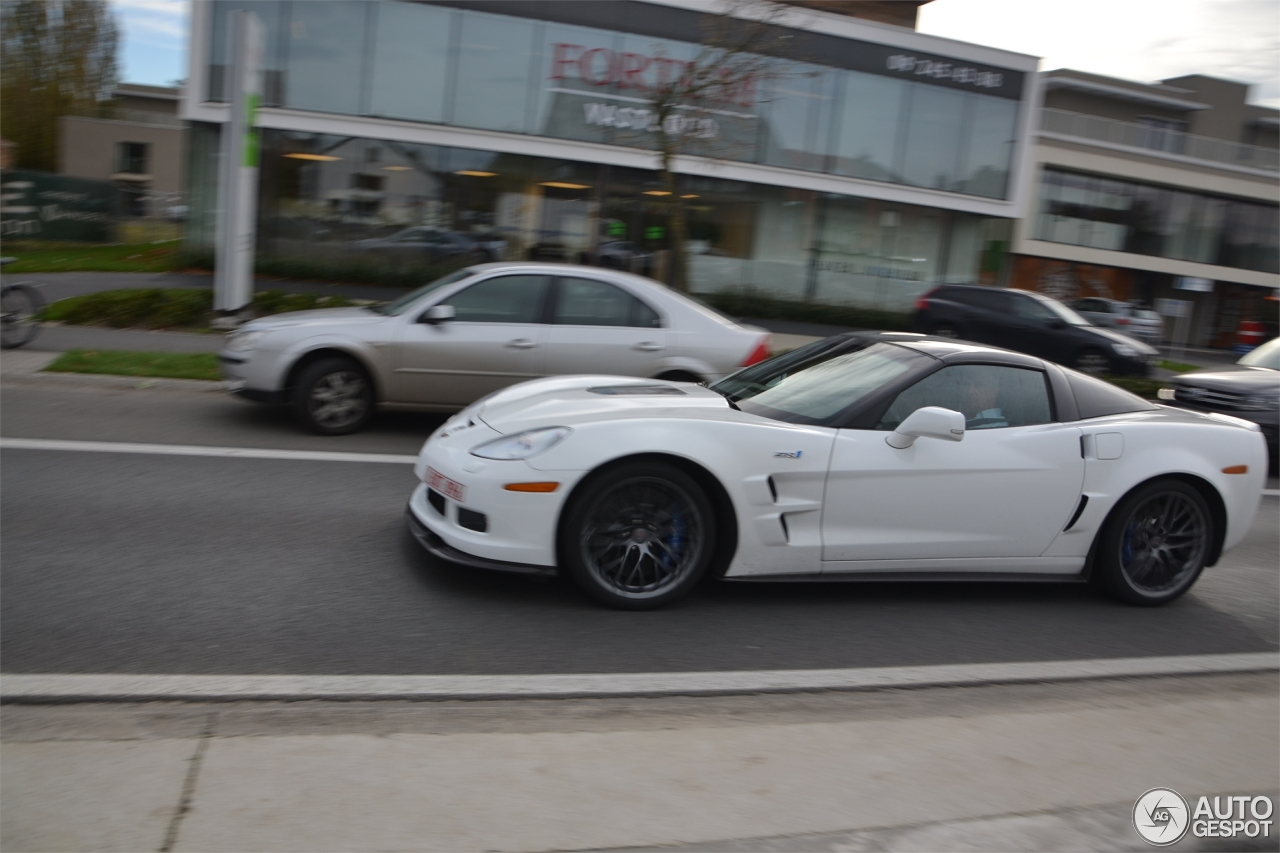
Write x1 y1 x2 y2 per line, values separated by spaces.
913 284 1157 376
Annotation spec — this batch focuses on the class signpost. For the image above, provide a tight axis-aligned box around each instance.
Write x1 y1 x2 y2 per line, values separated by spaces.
213 10 264 325
1156 297 1193 361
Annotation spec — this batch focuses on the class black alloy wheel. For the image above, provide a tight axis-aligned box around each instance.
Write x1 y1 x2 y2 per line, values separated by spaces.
1094 479 1213 605
292 357 374 435
560 461 716 609
1074 348 1112 376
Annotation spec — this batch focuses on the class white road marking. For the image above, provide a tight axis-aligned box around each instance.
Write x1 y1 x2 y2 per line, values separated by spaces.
2 653 1274 702
0 437 418 464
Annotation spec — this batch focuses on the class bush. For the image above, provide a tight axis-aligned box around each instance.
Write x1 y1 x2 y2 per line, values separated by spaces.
44 288 355 331
172 246 468 288
699 290 914 332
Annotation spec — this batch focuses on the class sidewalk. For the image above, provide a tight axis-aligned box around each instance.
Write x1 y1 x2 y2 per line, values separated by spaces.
3 672 1275 852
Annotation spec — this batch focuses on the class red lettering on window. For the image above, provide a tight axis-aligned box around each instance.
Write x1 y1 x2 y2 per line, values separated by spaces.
578 47 616 86
550 43 582 80
619 52 651 91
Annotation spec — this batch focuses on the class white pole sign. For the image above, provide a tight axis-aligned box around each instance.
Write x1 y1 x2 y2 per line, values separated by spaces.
214 10 264 314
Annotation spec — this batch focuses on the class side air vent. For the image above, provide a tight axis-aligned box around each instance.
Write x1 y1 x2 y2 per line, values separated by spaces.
1064 496 1089 531
779 513 790 543
767 476 778 502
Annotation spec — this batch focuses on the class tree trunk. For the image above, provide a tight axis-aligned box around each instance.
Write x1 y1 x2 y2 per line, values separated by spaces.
660 142 689 292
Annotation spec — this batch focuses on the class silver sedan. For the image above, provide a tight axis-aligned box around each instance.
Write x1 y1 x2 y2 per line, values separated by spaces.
219 263 773 434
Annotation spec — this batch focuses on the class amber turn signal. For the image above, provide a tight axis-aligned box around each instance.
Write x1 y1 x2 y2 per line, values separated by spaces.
1222 465 1249 474
503 482 560 492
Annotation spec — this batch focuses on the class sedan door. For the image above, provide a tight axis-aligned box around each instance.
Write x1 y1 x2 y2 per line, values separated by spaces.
392 274 550 406
541 276 667 378
821 364 1084 569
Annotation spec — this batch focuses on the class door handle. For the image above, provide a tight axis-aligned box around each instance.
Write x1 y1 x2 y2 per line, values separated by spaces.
506 338 538 349
633 342 665 352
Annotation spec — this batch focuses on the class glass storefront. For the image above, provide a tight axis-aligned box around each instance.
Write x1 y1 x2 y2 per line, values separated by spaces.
1035 167 1279 273
204 0 1023 200
184 124 1009 313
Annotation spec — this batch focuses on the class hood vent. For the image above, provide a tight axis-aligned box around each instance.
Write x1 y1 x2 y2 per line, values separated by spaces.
588 385 688 396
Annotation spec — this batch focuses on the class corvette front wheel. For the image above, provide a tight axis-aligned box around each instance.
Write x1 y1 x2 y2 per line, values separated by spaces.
560 461 716 609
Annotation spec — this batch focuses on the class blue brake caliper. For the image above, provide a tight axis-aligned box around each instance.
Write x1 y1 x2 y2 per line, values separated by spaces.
664 502 686 570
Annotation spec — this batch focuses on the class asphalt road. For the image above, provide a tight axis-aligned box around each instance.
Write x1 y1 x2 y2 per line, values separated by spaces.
3 381 1276 676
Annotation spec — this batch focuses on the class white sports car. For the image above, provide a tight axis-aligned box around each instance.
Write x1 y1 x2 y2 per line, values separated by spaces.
406 332 1268 609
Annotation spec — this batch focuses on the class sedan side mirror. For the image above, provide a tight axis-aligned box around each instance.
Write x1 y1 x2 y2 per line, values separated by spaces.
420 304 456 324
886 406 966 449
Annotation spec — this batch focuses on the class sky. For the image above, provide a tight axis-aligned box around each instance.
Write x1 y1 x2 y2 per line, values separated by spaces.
111 0 1279 108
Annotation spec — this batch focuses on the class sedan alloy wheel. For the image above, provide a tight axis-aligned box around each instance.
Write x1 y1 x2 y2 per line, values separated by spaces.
293 357 374 435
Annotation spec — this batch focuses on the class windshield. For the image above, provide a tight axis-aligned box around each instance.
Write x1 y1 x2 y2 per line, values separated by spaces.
716 341 927 423
1238 337 1280 370
368 268 476 315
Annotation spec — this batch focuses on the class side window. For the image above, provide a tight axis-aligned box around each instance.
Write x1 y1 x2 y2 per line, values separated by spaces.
876 365 1053 431
949 288 1008 313
443 275 549 323
1012 295 1057 322
555 277 654 327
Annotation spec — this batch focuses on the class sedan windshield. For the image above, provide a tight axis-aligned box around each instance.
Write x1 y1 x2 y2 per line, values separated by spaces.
713 341 927 423
368 268 476 315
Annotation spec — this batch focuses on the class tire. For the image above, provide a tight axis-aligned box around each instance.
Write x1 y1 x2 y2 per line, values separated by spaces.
1 283 43 349
559 461 716 609
928 323 961 339
291 357 375 435
1092 479 1213 606
1074 348 1112 376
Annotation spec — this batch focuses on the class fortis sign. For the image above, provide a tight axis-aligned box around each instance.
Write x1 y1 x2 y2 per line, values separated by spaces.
550 43 759 107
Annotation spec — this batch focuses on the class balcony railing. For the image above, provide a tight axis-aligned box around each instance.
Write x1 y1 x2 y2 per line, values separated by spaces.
1040 108 1279 173
67 108 184 128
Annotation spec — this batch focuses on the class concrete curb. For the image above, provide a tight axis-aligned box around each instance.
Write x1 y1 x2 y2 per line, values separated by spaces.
0 370 224 393
4 652 1275 703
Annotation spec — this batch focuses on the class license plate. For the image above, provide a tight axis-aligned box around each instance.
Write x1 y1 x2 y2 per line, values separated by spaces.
426 467 465 502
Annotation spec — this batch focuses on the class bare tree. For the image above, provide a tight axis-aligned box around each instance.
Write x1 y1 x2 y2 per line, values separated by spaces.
621 0 804 291
1 0 119 173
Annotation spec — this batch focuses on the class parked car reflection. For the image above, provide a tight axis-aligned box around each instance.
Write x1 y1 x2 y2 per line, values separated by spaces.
350 227 504 262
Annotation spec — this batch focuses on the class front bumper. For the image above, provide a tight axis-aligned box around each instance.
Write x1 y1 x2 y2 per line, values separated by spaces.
404 506 556 575
219 348 287 404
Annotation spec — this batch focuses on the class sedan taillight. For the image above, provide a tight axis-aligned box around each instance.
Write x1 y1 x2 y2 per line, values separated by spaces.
740 336 771 367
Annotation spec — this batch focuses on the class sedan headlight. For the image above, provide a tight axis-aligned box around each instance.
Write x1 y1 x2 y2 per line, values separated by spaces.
470 427 572 460
1111 341 1138 357
225 330 264 352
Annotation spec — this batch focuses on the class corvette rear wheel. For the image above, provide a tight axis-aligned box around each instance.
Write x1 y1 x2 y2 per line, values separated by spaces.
1094 479 1212 606
561 462 715 609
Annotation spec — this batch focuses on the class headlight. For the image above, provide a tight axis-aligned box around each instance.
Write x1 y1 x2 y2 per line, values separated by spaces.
470 427 572 460
1157 387 1177 400
225 330 264 352
1111 342 1137 357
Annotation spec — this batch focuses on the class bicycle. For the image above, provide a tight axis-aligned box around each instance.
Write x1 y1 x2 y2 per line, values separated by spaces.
1 257 44 349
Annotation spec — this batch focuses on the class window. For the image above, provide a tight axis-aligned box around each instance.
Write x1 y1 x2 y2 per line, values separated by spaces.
554 277 659 327
283 1 367 115
451 11 538 133
116 142 149 175
1011 293 1057 322
369 1 452 123
444 275 549 323
877 365 1052 431
947 288 1009 313
351 174 384 191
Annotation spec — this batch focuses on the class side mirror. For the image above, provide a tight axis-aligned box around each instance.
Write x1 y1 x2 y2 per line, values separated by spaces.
420 304 455 324
1048 319 1065 330
886 406 965 449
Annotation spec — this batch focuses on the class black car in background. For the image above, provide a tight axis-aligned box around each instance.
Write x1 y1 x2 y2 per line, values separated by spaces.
1160 337 1280 472
913 284 1158 376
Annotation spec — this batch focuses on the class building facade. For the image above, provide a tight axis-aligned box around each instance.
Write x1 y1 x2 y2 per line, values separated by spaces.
1012 69 1279 348
60 83 187 220
182 0 1038 312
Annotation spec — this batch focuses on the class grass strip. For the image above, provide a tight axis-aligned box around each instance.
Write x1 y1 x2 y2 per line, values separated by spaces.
43 288 354 331
2 241 181 273
45 350 221 381
1158 359 1200 373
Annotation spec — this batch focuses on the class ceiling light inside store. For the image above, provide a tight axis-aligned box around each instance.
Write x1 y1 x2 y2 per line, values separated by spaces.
539 181 590 189
283 153 341 161
643 190 671 196
680 194 699 199
383 165 412 171
456 170 498 177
